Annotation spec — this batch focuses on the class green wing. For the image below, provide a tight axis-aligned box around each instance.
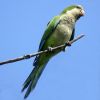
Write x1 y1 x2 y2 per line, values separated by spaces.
38 15 61 51
33 15 61 66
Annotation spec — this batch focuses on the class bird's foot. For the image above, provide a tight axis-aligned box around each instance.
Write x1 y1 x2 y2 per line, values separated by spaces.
65 41 71 46
47 46 53 52
62 41 71 52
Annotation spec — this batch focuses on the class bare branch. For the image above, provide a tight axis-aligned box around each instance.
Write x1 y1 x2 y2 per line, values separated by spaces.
0 34 84 65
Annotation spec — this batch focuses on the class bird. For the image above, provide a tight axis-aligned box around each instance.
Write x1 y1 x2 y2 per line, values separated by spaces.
22 5 85 99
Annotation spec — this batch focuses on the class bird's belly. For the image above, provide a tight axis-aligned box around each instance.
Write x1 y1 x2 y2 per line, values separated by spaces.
48 25 72 47
40 25 73 58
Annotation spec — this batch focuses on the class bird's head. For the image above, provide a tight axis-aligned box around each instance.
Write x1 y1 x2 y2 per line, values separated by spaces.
61 5 85 20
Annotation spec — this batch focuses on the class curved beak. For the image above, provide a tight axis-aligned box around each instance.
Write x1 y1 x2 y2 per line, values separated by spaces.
80 9 85 16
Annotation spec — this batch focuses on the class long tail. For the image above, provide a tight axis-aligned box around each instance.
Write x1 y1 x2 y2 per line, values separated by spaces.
22 62 48 99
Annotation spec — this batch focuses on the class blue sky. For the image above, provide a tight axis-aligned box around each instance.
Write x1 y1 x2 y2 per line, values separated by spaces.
0 0 100 100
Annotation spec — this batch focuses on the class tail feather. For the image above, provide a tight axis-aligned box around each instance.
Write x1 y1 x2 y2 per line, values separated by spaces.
22 63 47 99
22 69 35 92
24 80 36 99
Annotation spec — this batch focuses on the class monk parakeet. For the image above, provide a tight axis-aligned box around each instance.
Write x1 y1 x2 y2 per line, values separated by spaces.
22 5 85 98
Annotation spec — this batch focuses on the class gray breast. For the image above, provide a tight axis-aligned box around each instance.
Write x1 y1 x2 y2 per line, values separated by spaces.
48 15 75 46
55 15 75 43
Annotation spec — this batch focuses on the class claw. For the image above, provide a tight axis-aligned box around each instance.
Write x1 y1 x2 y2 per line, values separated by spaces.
65 41 71 46
47 46 53 52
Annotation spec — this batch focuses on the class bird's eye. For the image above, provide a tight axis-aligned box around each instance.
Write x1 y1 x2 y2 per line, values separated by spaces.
76 6 80 9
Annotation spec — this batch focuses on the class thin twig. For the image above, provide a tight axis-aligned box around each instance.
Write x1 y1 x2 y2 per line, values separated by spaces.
0 34 84 65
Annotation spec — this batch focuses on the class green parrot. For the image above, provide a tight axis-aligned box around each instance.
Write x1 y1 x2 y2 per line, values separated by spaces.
22 5 85 99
